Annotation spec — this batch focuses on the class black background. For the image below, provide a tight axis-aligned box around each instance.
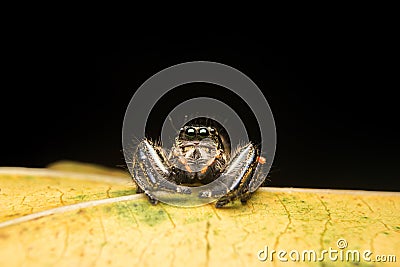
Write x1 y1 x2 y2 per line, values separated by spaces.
1 38 398 191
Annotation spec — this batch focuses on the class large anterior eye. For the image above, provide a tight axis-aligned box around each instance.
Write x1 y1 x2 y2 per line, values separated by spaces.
185 127 196 137
198 127 209 137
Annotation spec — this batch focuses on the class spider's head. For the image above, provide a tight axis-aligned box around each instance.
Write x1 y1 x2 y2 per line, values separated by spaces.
175 126 221 163
170 118 231 173
178 126 218 145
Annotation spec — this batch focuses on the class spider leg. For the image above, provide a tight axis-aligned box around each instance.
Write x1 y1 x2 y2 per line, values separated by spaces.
132 140 192 205
215 143 259 208
134 182 159 205
132 150 159 205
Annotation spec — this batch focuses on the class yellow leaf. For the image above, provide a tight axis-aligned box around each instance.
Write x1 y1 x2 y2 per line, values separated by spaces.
47 160 130 177
0 162 399 267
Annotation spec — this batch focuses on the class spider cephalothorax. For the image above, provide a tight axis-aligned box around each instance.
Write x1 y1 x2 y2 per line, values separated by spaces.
133 118 266 208
167 125 228 185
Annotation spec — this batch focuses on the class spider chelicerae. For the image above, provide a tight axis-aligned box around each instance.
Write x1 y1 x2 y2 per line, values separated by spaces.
133 118 267 208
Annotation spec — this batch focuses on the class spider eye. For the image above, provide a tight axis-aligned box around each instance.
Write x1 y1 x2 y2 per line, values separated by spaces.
210 128 216 134
198 127 209 137
185 127 196 137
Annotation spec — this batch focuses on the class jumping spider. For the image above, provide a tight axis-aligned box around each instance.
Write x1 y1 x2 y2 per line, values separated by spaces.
133 118 267 208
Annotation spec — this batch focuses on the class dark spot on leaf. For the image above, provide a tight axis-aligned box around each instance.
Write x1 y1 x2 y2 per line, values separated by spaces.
0 233 9 239
77 209 86 214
